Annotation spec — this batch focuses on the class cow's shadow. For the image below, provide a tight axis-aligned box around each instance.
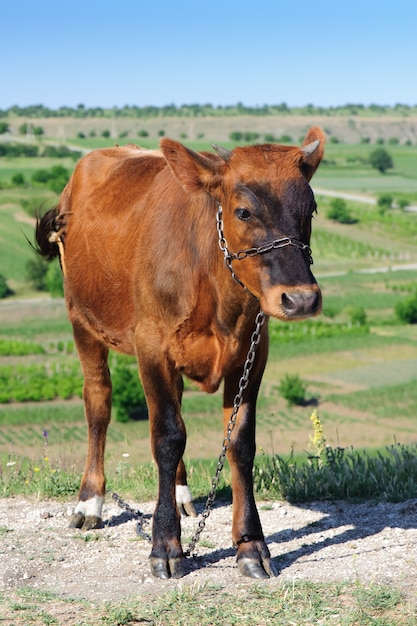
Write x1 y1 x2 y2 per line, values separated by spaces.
102 498 417 576
182 498 417 575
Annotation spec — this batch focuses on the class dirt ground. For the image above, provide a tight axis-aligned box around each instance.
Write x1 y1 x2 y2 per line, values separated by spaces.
1 495 417 603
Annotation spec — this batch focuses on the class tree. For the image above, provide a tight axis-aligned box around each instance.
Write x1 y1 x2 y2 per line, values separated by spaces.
26 255 48 290
0 274 13 298
369 148 393 174
11 173 26 187
395 292 417 324
111 355 147 421
326 198 356 224
0 122 9 134
45 261 64 297
377 193 393 213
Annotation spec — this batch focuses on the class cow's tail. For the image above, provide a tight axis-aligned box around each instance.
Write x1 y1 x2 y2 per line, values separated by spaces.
34 207 69 276
35 207 60 261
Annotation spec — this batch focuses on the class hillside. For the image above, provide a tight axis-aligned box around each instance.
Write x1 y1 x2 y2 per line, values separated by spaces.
3 113 417 145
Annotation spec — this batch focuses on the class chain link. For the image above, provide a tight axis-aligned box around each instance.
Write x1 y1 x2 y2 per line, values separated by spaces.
184 309 266 556
110 491 152 541
216 202 313 267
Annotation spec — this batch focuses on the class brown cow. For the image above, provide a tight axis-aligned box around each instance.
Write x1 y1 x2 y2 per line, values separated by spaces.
35 127 325 580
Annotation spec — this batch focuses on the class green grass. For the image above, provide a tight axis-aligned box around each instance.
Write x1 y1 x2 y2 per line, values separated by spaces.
327 379 417 418
313 143 417 194
0 205 35 282
0 580 412 625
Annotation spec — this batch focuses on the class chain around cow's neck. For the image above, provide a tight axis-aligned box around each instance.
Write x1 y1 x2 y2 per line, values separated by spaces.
111 203 270 555
183 204 269 555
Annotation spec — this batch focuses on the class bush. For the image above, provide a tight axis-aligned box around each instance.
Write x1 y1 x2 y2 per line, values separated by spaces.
111 355 147 421
377 193 393 214
0 274 13 298
254 442 417 503
11 173 26 187
345 306 367 326
326 198 356 224
45 261 64 297
278 374 307 406
26 255 48 290
31 164 70 193
0 339 45 356
243 132 259 142
395 292 417 324
0 143 39 157
396 197 410 210
369 148 394 173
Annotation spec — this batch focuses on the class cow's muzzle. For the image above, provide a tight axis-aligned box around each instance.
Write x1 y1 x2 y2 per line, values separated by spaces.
281 288 321 319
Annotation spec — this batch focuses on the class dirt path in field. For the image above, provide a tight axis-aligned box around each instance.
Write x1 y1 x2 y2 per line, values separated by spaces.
1 496 417 603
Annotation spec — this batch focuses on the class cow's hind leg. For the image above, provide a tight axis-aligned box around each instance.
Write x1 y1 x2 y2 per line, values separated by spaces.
176 459 196 517
69 322 111 531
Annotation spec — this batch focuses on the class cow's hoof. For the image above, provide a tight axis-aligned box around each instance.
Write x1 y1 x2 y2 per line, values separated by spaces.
69 513 102 530
150 557 185 579
82 515 102 530
237 556 279 579
179 501 198 518
69 512 85 529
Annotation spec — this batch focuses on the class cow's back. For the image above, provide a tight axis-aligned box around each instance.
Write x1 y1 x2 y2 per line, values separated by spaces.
60 146 167 354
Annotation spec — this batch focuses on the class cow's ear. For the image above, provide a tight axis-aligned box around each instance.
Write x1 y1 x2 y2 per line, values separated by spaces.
299 126 326 181
161 139 223 193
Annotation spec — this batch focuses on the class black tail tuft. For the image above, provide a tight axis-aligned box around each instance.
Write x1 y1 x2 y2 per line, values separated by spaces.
34 207 60 261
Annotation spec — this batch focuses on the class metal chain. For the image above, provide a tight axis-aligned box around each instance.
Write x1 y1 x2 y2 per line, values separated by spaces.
110 491 152 541
109 310 266 554
184 309 266 557
216 202 313 266
109 202 273 555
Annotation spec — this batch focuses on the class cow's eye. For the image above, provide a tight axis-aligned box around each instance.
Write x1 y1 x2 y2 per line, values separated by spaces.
235 208 251 221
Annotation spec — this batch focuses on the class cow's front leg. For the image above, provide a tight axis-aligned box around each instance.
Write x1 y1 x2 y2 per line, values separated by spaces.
138 346 186 579
69 324 111 530
149 410 186 579
224 336 279 579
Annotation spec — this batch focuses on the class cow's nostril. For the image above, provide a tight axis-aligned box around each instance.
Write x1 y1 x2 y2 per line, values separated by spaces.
281 291 320 318
281 292 297 313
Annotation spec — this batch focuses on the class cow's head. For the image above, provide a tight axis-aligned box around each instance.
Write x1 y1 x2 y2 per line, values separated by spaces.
161 127 325 320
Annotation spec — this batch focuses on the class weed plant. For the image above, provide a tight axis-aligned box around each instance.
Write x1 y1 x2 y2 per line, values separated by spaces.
3 411 417 507
254 412 417 503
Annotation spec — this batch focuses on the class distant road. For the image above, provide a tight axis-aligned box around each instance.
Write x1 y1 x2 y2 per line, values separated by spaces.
313 187 417 213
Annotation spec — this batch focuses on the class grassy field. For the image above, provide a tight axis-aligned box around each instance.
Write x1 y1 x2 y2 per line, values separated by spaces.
1 269 417 481
1 120 417 478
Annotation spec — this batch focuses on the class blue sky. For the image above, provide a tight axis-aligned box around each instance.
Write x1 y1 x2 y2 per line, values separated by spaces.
2 0 416 109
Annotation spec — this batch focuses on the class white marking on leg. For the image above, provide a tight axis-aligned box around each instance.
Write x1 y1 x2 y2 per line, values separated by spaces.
176 484 193 505
74 495 104 519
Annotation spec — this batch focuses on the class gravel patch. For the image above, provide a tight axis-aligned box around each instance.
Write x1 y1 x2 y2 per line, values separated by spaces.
1 496 417 601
